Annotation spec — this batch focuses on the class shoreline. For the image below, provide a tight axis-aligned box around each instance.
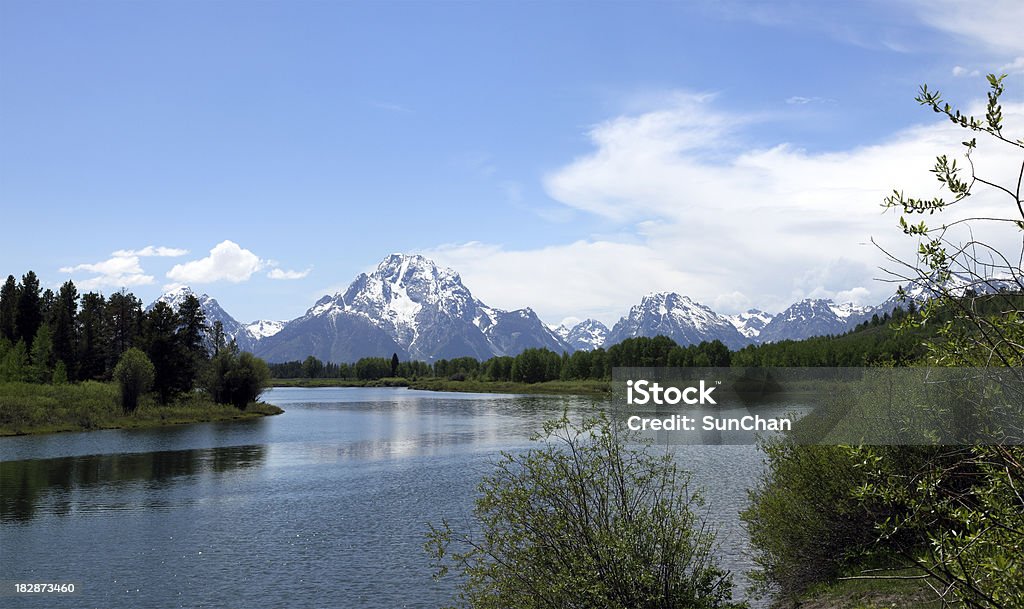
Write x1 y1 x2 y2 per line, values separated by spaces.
270 377 612 397
0 381 283 438
0 403 284 437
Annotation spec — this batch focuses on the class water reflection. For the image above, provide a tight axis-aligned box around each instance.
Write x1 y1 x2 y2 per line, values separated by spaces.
0 444 265 523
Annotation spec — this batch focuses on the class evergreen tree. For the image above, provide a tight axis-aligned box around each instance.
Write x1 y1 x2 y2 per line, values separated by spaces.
390 352 399 377
107 289 142 362
0 340 30 382
0 275 18 341
29 323 54 383
40 288 56 323
51 280 79 379
176 294 208 387
211 320 226 355
77 292 109 380
141 301 186 402
15 271 42 350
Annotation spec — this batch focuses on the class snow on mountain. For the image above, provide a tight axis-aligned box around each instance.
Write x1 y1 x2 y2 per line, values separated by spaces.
257 254 571 362
827 301 868 320
148 286 257 351
604 292 748 350
879 271 1022 310
757 298 873 344
245 319 287 340
726 309 775 340
564 319 609 351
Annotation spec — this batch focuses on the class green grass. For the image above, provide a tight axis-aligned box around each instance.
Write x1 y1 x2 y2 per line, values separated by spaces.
270 376 612 396
0 381 283 436
787 570 952 609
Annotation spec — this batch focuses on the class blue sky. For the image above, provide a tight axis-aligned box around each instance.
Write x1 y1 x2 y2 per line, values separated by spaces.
2 0 1022 326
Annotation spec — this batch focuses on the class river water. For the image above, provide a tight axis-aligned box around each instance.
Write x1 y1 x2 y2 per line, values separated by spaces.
0 387 768 608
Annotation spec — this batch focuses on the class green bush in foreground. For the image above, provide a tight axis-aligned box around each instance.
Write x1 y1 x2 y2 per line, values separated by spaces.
113 348 154 414
426 414 744 609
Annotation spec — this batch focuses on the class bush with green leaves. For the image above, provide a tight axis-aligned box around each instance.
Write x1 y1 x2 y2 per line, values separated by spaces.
112 347 155 414
426 414 744 609
204 347 270 409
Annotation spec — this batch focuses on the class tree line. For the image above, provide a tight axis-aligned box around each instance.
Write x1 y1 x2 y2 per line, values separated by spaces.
268 336 735 383
0 271 267 410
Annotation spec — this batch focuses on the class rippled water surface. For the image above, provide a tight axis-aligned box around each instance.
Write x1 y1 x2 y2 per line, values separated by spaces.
0 387 767 608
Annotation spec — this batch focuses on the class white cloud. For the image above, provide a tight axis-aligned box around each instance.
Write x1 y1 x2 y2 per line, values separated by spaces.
998 56 1024 75
111 245 188 257
166 240 265 284
422 240 696 326
433 94 1024 325
60 253 155 291
909 0 1024 55
267 268 311 280
951 65 980 78
786 96 834 105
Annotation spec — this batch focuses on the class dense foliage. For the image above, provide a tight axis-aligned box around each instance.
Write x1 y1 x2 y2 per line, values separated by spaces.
0 273 269 410
205 346 271 409
426 415 744 609
112 348 155 414
744 74 1024 609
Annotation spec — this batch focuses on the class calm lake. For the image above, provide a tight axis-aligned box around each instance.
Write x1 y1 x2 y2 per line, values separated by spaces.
0 387 768 608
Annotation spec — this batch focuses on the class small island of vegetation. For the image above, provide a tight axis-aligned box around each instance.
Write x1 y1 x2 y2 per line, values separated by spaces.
0 276 279 436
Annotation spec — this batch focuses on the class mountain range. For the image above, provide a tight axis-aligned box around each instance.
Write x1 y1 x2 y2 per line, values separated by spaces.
148 255 1020 363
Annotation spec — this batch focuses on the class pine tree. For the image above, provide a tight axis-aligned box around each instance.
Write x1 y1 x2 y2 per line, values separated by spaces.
211 320 226 355
77 292 109 380
51 280 79 379
176 293 208 387
0 340 30 382
29 323 54 383
107 289 142 363
15 271 42 350
140 301 185 403
0 275 18 341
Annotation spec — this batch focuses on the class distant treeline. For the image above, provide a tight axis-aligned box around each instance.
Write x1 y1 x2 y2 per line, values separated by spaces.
270 337 732 382
270 295 1024 383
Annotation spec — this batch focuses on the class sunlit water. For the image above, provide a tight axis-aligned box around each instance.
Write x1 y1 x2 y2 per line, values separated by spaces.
0 387 769 608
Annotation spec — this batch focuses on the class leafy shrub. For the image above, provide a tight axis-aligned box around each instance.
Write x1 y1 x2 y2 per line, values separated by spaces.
112 348 155 414
427 414 744 609
205 348 270 409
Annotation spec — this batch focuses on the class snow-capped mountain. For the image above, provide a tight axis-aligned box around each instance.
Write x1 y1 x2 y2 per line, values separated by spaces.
604 292 748 350
756 299 873 344
878 271 1022 311
726 309 775 340
561 319 609 351
148 286 258 351
245 319 287 340
256 254 571 363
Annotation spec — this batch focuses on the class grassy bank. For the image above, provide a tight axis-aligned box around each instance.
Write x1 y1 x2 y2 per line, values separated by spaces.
786 573 942 609
271 377 612 397
0 381 283 436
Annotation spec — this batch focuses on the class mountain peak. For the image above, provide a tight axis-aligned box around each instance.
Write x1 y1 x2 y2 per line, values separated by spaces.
372 253 462 287
564 319 609 351
276 253 569 361
606 292 746 349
